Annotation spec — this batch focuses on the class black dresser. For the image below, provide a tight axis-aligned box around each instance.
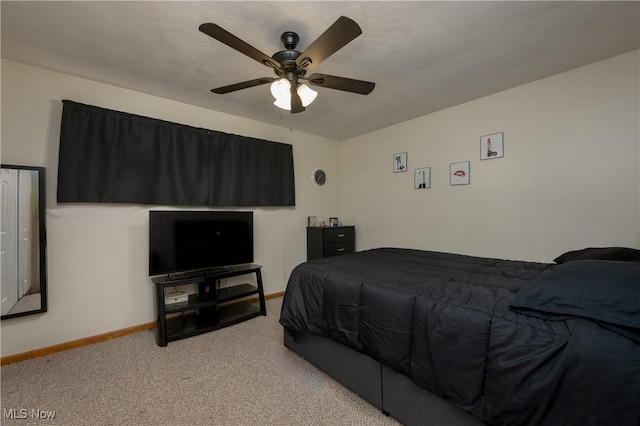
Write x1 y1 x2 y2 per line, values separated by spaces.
307 226 355 260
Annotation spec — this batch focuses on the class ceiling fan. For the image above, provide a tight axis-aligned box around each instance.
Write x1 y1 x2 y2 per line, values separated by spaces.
199 16 375 114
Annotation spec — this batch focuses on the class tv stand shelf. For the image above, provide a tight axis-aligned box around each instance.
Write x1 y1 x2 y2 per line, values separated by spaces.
151 264 266 347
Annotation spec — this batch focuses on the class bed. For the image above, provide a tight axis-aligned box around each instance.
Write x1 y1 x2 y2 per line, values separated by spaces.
279 247 640 425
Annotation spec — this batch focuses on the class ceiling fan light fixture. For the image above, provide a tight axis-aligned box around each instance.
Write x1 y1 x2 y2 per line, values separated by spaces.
298 84 318 106
270 78 291 100
273 97 290 110
271 78 318 111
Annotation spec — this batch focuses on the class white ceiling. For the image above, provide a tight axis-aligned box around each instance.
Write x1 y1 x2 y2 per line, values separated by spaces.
2 1 639 141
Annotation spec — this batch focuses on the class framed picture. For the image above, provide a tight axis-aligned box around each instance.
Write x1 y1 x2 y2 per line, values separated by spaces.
450 161 470 186
393 152 407 173
414 167 431 189
307 216 319 227
329 217 339 227
480 132 504 160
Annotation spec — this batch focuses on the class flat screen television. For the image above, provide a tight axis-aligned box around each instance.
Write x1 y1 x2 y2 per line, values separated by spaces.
149 210 253 277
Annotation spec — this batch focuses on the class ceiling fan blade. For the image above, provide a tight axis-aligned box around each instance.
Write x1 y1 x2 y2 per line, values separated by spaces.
290 84 305 114
307 73 375 95
199 23 281 69
211 77 276 94
296 16 362 72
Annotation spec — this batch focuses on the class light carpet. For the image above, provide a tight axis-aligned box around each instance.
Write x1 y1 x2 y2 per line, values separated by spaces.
1 297 401 425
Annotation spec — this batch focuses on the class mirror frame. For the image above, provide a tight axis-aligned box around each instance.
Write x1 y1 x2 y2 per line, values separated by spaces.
1 164 48 320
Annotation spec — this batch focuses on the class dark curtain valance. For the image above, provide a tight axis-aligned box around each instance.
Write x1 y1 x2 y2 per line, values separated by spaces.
57 100 295 207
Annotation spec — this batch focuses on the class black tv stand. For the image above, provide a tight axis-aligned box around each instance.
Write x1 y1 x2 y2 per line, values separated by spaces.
151 264 266 347
166 266 232 281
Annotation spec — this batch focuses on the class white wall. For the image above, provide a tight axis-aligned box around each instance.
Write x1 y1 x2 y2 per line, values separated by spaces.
0 60 341 356
341 51 640 262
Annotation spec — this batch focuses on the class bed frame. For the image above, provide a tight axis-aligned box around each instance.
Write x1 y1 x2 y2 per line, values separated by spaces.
284 330 484 426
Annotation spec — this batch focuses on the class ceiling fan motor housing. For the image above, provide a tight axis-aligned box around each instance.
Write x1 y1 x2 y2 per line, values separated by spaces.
281 31 299 49
272 32 310 79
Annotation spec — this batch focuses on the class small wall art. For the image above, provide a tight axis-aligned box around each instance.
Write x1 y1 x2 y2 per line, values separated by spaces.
480 132 504 160
393 152 407 173
414 167 431 189
450 161 470 186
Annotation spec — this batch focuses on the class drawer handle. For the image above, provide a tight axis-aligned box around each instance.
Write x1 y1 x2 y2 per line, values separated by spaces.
337 234 345 238
337 248 345 252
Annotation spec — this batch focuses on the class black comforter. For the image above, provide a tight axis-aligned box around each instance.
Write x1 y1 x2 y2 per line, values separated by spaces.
279 248 640 425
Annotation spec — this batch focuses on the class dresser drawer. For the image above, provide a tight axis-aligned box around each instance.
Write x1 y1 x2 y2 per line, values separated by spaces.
307 225 356 260
322 227 355 243
323 241 355 257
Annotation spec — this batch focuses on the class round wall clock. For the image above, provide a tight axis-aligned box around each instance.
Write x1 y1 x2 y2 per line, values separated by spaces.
313 169 326 186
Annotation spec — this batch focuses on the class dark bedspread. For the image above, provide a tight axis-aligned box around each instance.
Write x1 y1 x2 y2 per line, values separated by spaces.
279 248 640 425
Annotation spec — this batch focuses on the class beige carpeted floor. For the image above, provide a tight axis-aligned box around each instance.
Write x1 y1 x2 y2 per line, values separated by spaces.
1 297 401 425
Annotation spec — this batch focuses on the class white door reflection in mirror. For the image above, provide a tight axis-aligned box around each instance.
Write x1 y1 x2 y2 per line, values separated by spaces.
1 168 19 315
1 166 45 318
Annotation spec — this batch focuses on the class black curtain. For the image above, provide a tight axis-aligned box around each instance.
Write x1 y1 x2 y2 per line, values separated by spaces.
57 100 295 206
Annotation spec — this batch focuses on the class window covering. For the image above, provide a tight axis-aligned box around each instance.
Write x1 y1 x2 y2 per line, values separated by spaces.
57 100 295 206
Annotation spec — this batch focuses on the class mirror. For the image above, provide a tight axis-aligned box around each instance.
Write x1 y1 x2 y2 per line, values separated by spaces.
1 164 47 320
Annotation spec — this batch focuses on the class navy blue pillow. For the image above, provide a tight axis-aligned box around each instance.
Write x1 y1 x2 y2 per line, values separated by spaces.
553 247 640 264
510 260 640 329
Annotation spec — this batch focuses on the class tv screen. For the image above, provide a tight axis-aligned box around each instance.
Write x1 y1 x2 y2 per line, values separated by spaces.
149 210 253 276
